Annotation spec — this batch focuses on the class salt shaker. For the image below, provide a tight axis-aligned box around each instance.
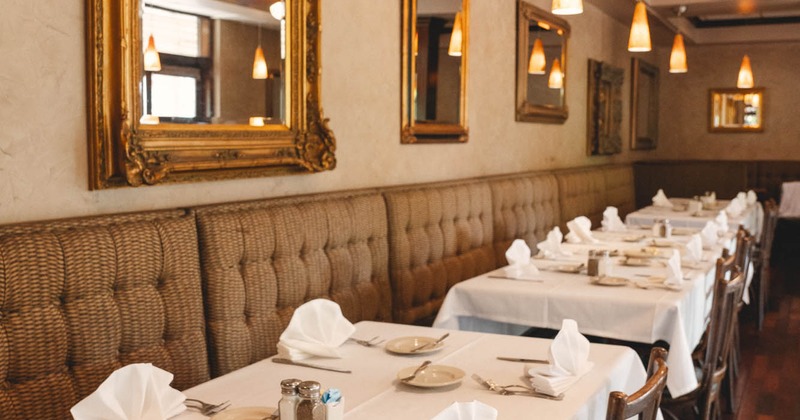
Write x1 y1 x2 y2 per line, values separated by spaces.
660 219 672 238
295 381 326 420
599 250 612 277
279 378 303 420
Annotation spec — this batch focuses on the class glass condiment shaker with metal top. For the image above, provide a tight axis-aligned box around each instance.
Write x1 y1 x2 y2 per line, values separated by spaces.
295 381 326 420
279 378 303 420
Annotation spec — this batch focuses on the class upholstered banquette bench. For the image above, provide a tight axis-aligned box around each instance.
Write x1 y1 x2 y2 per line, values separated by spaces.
0 164 634 419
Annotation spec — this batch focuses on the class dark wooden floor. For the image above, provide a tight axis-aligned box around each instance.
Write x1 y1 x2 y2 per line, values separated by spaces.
724 222 800 420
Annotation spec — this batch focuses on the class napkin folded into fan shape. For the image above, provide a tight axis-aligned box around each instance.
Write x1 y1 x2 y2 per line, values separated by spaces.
536 227 572 259
664 249 684 287
714 211 729 233
684 233 704 263
527 319 594 397
726 193 747 217
746 190 758 205
503 239 541 280
277 299 356 361
70 363 186 420
700 221 721 248
431 400 498 420
601 206 627 232
565 216 599 244
652 189 673 208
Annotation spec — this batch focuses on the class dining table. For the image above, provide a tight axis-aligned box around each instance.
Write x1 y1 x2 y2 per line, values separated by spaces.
175 321 649 419
432 228 729 398
625 197 762 236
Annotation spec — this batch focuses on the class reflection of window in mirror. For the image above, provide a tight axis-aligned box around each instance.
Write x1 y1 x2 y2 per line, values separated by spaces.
709 88 764 133
415 2 462 125
142 2 286 126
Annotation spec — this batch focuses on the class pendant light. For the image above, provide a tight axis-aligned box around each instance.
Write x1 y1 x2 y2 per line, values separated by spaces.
269 1 285 21
143 34 162 72
669 34 688 73
252 26 268 79
551 0 583 15
737 55 754 88
548 58 563 89
448 11 463 57
628 1 651 52
528 38 546 75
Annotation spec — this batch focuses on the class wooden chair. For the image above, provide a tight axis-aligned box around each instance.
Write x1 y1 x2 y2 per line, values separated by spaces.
724 226 754 412
606 347 669 420
661 252 744 420
753 199 779 330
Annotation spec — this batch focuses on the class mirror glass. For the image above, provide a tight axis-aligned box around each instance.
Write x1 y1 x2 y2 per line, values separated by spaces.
142 1 286 126
401 0 468 143
630 58 659 150
516 0 569 124
87 0 337 189
709 88 764 132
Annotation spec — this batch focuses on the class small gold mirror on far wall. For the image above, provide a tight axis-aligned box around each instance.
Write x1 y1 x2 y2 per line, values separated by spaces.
516 0 569 124
86 0 335 189
401 0 469 143
709 88 764 133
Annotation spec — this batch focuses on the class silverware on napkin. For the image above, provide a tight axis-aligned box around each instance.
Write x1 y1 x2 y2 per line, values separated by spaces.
272 358 352 373
496 356 548 364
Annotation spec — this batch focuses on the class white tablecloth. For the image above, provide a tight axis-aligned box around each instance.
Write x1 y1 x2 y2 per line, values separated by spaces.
433 232 719 398
625 198 762 237
175 321 648 420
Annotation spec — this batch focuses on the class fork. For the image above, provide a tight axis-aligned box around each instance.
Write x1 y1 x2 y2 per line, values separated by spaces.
185 398 231 415
347 336 385 347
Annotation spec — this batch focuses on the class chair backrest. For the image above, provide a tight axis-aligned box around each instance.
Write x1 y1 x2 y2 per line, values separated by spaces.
759 199 779 265
734 226 755 283
606 347 669 420
699 252 745 418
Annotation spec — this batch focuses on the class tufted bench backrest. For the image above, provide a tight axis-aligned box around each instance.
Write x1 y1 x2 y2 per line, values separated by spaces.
490 173 561 265
194 192 391 377
383 180 495 325
556 167 609 230
602 165 637 217
0 210 209 420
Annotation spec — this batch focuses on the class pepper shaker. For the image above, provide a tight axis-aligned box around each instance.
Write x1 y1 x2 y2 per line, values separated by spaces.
587 250 600 277
295 381 326 420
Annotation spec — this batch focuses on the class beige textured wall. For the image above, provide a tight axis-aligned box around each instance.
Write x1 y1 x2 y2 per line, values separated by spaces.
0 0 646 224
654 41 800 160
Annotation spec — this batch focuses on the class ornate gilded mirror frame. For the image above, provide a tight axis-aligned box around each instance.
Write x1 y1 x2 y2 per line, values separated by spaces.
516 0 569 124
587 59 623 156
709 87 764 133
401 0 469 144
86 0 335 189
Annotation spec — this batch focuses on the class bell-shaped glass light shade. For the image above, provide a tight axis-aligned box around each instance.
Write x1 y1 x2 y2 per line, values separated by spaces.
528 38 546 75
548 58 563 89
144 34 162 72
448 11 463 57
737 55 754 88
269 1 286 21
669 34 688 73
551 0 583 15
628 2 651 52
253 46 268 79
249 117 266 127
140 114 160 125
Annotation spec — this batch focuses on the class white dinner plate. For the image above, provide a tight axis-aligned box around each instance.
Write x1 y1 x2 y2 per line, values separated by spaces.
385 336 445 354
621 257 651 267
624 248 662 259
622 235 645 242
396 364 465 388
650 239 676 248
553 264 583 273
212 407 277 420
590 276 628 287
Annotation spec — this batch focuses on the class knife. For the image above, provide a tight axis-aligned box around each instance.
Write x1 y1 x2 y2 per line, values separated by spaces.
272 358 352 373
488 275 544 282
496 356 549 364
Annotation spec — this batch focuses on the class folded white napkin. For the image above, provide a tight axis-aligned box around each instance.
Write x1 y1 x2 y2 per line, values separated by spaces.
504 239 541 280
601 206 627 232
725 199 745 217
714 211 729 232
665 249 684 287
685 234 704 263
277 299 356 361
565 216 599 244
527 319 594 397
431 400 498 420
71 363 186 420
700 221 720 248
652 189 673 208
746 190 758 205
535 227 572 259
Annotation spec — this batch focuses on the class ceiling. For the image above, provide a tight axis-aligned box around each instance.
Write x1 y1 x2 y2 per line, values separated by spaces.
588 0 800 45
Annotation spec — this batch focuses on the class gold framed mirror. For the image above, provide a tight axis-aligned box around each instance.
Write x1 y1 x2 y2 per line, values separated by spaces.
86 0 335 189
401 0 469 144
515 0 569 124
630 58 659 150
587 59 623 156
709 88 764 133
